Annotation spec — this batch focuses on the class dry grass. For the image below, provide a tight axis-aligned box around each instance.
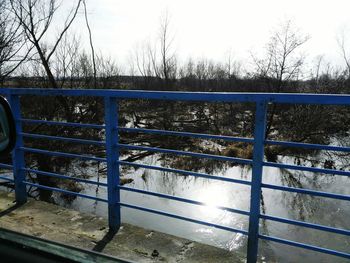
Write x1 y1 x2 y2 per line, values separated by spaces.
223 142 254 160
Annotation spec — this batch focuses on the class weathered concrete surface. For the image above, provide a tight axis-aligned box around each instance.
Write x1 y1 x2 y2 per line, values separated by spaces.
0 192 244 262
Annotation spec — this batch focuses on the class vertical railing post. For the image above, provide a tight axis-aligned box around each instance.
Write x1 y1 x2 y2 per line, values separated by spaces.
247 101 268 263
8 95 27 204
104 96 120 231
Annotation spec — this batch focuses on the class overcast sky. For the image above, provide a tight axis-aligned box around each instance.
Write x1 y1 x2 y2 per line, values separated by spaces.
65 0 350 73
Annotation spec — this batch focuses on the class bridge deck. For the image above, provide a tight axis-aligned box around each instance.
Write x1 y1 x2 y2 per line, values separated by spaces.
0 191 243 263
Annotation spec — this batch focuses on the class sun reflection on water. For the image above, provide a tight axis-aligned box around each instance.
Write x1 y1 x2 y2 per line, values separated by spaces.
197 184 231 220
194 182 246 250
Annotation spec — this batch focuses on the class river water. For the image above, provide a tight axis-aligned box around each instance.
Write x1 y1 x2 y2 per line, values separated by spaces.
63 150 350 263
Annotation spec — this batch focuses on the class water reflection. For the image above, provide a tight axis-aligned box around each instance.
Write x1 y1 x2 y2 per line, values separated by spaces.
197 184 230 220
69 154 350 263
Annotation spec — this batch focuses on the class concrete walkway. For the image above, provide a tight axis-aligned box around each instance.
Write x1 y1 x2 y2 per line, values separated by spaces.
0 192 244 262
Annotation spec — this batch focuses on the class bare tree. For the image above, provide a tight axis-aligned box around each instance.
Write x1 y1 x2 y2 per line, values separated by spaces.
224 50 242 79
310 55 324 84
0 0 31 82
251 20 309 137
158 12 177 83
337 29 350 79
52 33 81 88
252 20 309 92
96 54 120 79
133 11 177 87
82 0 97 88
10 0 82 88
134 41 156 78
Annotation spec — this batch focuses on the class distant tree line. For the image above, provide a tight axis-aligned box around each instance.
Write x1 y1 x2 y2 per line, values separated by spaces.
1 1 350 202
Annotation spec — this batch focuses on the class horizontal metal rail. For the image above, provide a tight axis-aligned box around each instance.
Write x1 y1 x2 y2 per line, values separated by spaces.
264 161 350 177
265 140 350 152
262 183 350 201
22 168 107 187
2 88 350 263
119 144 252 165
119 127 253 143
23 182 107 203
119 186 250 216
260 214 350 236
259 234 350 259
21 133 106 146
0 163 13 170
118 160 251 185
119 202 248 235
0 175 14 182
20 119 105 129
20 147 106 162
3 88 350 105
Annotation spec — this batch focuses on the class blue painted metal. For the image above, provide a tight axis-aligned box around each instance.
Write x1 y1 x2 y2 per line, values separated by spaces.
119 185 250 216
119 202 248 235
0 175 14 182
119 143 252 165
247 101 267 263
8 95 27 204
0 163 13 169
2 88 350 105
0 88 349 262
265 139 350 152
23 181 108 203
104 97 121 231
260 214 350 236
259 234 350 259
118 160 251 185
0 164 13 181
20 119 105 129
119 127 253 143
264 161 350 177
21 133 106 146
261 183 350 201
22 168 108 187
20 147 106 162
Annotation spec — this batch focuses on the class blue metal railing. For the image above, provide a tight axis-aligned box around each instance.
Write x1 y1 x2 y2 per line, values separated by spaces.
0 88 349 262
